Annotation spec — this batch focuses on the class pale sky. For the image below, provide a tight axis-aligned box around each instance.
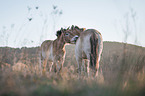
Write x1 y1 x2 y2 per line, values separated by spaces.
0 0 145 48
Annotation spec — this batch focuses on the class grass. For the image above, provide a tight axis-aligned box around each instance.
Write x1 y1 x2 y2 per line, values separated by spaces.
0 64 145 96
0 42 145 96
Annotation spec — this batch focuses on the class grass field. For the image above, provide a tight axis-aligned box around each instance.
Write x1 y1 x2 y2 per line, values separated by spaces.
0 42 145 96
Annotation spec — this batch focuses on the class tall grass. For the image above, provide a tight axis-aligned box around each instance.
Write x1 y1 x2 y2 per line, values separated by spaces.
0 42 145 96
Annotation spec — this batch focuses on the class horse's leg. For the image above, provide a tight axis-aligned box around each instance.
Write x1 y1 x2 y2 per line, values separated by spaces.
95 60 99 77
76 57 82 75
83 59 89 76
39 54 42 75
53 62 57 73
95 52 101 77
42 58 48 75
56 61 60 72
49 62 53 72
54 61 62 73
87 60 90 76
59 57 65 72
53 58 60 73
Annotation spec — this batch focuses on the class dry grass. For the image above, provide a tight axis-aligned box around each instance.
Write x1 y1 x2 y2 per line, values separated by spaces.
0 42 145 96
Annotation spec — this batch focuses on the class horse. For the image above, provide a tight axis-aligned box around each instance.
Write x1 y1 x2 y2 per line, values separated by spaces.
39 28 77 74
67 25 103 77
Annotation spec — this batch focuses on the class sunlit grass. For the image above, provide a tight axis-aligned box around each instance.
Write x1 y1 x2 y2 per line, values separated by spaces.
0 42 145 96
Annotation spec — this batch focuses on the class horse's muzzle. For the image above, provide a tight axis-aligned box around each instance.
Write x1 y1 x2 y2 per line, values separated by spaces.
71 35 79 43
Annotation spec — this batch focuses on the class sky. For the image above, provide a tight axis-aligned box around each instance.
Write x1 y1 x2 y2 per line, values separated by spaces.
0 0 145 48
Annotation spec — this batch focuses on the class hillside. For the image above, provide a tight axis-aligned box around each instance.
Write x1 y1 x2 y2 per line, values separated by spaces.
0 42 145 81
0 41 145 96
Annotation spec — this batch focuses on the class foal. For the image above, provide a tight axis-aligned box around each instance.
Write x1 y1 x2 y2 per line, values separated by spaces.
67 25 103 77
40 28 76 74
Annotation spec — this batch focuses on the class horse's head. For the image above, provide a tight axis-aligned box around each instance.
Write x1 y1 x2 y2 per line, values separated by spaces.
70 25 85 36
63 25 86 44
56 27 77 44
56 26 85 44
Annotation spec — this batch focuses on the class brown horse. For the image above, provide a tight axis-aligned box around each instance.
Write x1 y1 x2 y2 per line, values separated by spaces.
67 25 103 77
39 28 76 74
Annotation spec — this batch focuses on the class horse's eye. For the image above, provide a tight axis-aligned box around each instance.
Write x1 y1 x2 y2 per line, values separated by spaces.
65 33 69 36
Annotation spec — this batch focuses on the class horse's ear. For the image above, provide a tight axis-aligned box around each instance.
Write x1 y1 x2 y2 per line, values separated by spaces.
61 27 64 31
56 30 62 37
64 28 67 31
75 26 85 31
71 25 74 30
81 28 86 31
61 27 67 32
67 26 70 30
74 26 79 29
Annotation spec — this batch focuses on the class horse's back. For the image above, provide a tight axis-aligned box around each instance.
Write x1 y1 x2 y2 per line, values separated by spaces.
84 29 103 56
75 29 103 59
75 29 94 59
80 29 102 48
40 40 53 60
41 40 53 50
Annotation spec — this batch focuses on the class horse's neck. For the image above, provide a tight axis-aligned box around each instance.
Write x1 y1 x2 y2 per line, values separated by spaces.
75 29 83 36
53 37 65 51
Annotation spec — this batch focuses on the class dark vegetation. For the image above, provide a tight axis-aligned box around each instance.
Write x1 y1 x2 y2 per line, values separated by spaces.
0 41 145 96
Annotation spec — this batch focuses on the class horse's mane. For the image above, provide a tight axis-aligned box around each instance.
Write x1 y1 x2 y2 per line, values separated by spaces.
56 30 62 37
56 28 67 37
70 25 86 31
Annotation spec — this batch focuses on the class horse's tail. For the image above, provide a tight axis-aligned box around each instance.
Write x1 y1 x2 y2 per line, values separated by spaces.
90 33 98 68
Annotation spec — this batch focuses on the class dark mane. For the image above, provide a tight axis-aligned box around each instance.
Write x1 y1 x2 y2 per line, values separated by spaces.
70 25 86 32
74 26 80 29
71 25 74 30
56 28 68 37
74 25 86 31
56 30 62 37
